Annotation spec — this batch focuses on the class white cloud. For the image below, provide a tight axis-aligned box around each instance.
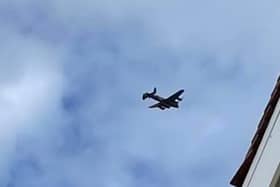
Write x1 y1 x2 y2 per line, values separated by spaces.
0 27 65 184
1 0 280 186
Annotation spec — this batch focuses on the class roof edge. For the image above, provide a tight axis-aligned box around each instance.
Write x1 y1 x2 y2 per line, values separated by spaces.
230 75 280 186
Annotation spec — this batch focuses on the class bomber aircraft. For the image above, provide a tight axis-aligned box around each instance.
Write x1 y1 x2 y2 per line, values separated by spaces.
142 88 184 110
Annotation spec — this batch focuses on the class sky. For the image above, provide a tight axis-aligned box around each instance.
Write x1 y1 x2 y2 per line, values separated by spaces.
0 0 280 186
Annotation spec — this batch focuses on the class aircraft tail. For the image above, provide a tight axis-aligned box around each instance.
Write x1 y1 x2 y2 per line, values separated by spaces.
142 88 157 100
152 87 157 95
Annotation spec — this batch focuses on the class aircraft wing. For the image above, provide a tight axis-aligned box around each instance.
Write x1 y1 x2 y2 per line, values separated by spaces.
149 103 166 110
166 89 184 102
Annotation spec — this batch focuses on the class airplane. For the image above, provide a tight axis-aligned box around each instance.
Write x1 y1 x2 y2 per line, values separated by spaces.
142 88 184 110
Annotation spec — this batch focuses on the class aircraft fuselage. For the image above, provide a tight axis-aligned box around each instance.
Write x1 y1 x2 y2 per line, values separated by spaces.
142 88 184 110
149 95 179 108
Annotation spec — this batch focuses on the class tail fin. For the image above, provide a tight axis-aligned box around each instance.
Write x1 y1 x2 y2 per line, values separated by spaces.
143 88 157 100
152 87 157 95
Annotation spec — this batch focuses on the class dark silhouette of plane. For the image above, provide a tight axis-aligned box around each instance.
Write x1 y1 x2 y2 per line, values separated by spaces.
142 88 184 110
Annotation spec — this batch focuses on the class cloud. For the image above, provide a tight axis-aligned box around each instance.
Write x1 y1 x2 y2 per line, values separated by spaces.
1 0 280 187
0 27 65 185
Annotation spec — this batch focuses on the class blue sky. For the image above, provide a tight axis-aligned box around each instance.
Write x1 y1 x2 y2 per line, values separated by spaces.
0 0 280 186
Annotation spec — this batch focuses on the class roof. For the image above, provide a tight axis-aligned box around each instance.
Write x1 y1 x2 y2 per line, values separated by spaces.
230 75 280 187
